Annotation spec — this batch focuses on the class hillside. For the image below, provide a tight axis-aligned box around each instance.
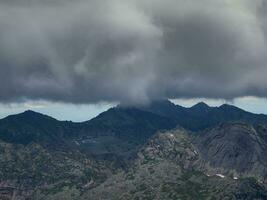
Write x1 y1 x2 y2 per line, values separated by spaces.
0 101 267 199
82 128 267 200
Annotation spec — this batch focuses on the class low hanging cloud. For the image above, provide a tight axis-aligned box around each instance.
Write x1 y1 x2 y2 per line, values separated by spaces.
1 0 267 104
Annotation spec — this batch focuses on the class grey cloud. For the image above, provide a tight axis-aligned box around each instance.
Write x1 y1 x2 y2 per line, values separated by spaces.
0 0 267 104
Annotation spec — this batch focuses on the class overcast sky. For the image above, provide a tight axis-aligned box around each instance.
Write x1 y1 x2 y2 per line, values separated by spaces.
1 0 267 119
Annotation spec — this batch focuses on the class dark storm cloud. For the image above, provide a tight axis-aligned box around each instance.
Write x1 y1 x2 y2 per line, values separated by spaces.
1 0 267 104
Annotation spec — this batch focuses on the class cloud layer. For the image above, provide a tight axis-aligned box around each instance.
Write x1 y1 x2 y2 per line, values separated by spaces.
1 0 267 104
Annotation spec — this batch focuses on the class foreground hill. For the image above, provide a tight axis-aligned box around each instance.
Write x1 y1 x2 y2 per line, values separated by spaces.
82 128 267 200
0 139 107 200
1 123 267 199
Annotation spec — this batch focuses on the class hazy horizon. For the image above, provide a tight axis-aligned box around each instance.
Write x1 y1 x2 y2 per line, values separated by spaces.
1 96 267 122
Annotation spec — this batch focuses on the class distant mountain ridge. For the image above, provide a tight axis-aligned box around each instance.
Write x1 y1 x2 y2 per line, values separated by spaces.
140 100 267 131
1 100 267 145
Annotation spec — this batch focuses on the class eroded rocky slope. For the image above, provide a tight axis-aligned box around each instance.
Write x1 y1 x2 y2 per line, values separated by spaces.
81 128 267 200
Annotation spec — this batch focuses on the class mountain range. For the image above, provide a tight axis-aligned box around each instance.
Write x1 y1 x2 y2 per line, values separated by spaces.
0 100 267 199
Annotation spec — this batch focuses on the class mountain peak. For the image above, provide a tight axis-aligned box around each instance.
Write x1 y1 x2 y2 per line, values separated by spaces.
219 103 231 108
219 103 242 111
20 110 48 117
3 110 58 123
23 109 39 114
148 99 177 107
191 102 210 110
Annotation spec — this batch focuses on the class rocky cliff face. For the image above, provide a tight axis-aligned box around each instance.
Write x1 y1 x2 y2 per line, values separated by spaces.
138 128 199 169
194 122 267 182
